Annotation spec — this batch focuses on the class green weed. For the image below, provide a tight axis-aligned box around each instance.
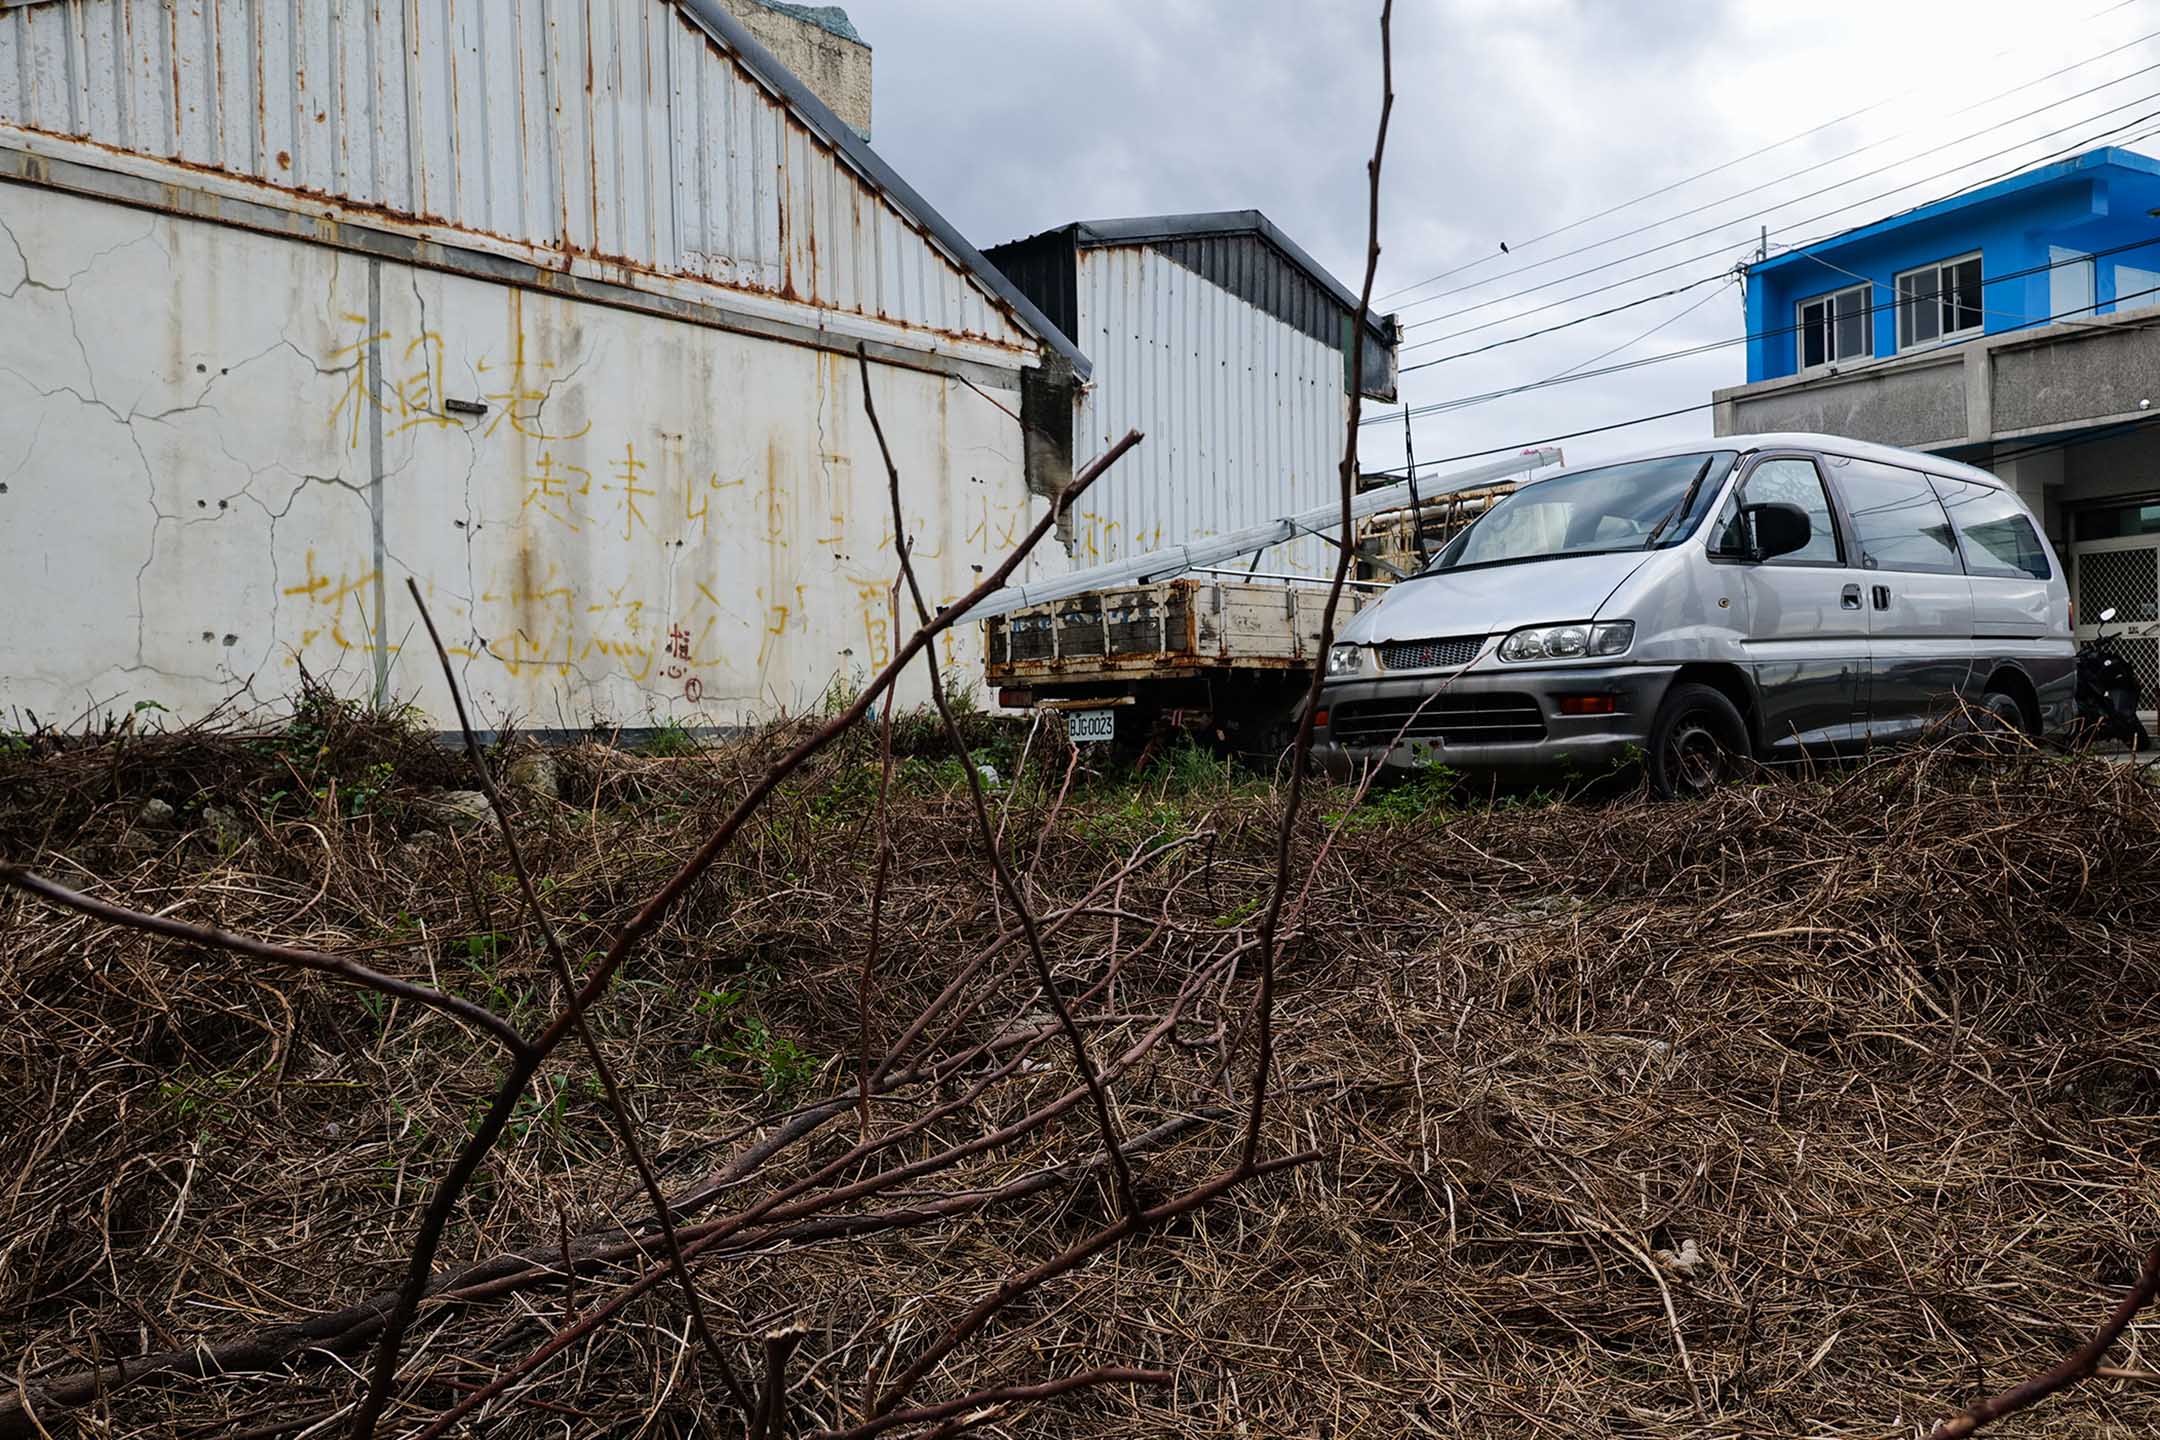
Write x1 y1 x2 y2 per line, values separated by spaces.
1070 792 1187 849
692 987 745 1023
735 1018 817 1100
157 1066 245 1127
454 932 509 964
690 990 817 1102
642 719 701 757
1324 762 1459 832
808 764 882 825
510 1074 573 1138
507 1074 603 1139
1161 738 1234 794
249 679 432 817
819 671 866 718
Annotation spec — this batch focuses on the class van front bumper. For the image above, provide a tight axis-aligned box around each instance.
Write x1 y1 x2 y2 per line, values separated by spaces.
1314 664 1680 779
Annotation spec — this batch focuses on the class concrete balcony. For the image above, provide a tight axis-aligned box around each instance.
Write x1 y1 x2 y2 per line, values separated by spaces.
1713 307 2160 459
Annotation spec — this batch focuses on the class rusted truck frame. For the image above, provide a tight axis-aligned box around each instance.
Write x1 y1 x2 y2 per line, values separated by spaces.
984 577 1380 756
983 480 1522 759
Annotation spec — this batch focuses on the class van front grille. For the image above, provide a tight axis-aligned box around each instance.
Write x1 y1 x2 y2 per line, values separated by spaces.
1328 694 1547 746
1379 635 1484 671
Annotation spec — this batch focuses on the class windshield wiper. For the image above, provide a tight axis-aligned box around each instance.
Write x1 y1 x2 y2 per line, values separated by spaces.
1414 547 1637 578
1641 456 1716 552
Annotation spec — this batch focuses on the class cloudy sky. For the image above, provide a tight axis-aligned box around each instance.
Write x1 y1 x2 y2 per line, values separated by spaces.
850 0 2159 476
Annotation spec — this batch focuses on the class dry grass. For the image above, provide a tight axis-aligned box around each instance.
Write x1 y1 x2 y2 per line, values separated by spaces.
3 706 2158 1437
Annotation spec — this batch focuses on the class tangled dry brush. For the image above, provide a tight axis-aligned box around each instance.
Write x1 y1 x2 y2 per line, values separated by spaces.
3 703 2159 1438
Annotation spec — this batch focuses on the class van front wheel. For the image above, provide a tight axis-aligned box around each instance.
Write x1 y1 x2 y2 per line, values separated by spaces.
1647 683 1751 799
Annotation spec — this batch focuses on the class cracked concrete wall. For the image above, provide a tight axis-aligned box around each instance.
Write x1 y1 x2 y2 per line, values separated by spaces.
0 182 1042 731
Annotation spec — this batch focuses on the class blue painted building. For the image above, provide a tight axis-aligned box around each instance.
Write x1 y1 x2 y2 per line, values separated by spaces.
1743 147 2160 384
1715 145 2160 704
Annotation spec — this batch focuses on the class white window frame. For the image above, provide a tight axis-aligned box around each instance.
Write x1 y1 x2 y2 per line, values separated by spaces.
2115 262 2160 314
1795 283 1873 370
2049 245 2095 323
1894 252 1984 352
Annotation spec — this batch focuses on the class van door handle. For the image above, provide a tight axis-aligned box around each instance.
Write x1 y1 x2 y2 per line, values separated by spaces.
1872 585 1891 611
1841 584 1863 610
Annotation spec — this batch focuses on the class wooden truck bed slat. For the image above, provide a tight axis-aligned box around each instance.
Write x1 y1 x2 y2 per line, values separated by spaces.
984 578 1375 685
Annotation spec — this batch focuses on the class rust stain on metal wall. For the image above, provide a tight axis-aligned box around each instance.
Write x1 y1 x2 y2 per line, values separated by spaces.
0 0 1036 357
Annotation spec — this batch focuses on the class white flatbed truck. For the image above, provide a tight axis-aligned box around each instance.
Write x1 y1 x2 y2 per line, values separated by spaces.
974 450 1560 758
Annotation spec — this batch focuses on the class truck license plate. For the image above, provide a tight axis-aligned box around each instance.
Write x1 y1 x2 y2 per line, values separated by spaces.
1066 708 1116 744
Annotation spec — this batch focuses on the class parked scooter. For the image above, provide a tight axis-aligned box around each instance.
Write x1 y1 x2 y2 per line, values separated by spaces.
2074 606 2150 747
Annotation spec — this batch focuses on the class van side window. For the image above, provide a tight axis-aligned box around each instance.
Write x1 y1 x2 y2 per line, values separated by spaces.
1930 476 2052 579
1831 459 1963 574
1714 458 1841 564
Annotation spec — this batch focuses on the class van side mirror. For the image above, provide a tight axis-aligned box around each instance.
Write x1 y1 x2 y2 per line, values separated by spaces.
1742 502 1811 561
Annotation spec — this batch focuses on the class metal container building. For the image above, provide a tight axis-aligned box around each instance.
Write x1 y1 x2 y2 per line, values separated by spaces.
987 212 1399 574
0 0 1084 731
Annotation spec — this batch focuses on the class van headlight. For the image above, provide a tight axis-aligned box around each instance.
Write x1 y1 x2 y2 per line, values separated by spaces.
1498 621 1633 662
1326 643 1365 677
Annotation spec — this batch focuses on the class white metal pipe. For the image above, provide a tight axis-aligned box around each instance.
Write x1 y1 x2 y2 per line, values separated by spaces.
963 447 1563 621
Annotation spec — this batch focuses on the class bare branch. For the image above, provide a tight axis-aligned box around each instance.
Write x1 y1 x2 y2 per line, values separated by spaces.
344 426 1141 1439
860 630 902 1144
0 865 528 1056
1925 1246 2160 1440
1240 0 1393 1171
753 1325 808 1440
856 345 1143 1219
816 1367 1171 1440
399 577 755 1421
410 952 1233 1439
870 1152 1316 1415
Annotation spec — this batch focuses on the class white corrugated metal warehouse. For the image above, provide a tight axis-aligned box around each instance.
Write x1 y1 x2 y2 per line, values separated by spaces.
0 0 1084 730
987 212 1400 575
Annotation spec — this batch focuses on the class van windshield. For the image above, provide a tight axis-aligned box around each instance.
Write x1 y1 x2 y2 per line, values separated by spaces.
1422 451 1738 574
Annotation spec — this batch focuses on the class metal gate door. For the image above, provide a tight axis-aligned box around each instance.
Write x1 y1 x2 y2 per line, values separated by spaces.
2071 535 2160 708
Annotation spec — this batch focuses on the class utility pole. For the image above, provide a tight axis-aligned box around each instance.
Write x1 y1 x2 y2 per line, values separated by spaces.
1402 407 1428 567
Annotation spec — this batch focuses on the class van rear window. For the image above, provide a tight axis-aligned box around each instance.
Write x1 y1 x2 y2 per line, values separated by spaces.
1931 476 2051 580
1834 461 1962 575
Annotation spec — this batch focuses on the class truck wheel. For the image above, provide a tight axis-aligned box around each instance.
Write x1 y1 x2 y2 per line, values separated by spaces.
1648 683 1751 799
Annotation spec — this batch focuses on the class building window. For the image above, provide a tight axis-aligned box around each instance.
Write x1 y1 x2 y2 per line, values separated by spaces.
2049 246 2094 323
2075 500 2160 540
2116 263 2160 313
1895 253 1983 349
1797 284 1872 369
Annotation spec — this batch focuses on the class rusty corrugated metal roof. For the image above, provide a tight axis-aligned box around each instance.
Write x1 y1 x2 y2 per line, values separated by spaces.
681 0 1089 375
0 0 1087 376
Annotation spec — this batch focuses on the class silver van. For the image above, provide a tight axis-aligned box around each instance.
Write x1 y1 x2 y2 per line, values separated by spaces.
1314 432 2073 795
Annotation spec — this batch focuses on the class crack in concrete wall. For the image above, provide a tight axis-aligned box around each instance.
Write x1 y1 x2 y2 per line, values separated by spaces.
0 180 1043 732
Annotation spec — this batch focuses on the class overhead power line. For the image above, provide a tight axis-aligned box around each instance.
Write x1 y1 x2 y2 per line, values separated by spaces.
1371 231 2160 416
1375 0 2150 305
1373 280 1742 425
1394 36 2160 315
1402 82 2160 335
1396 95 2160 361
1392 273 1736 373
1395 130 2160 374
1513 277 1740 390
1363 275 2160 480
